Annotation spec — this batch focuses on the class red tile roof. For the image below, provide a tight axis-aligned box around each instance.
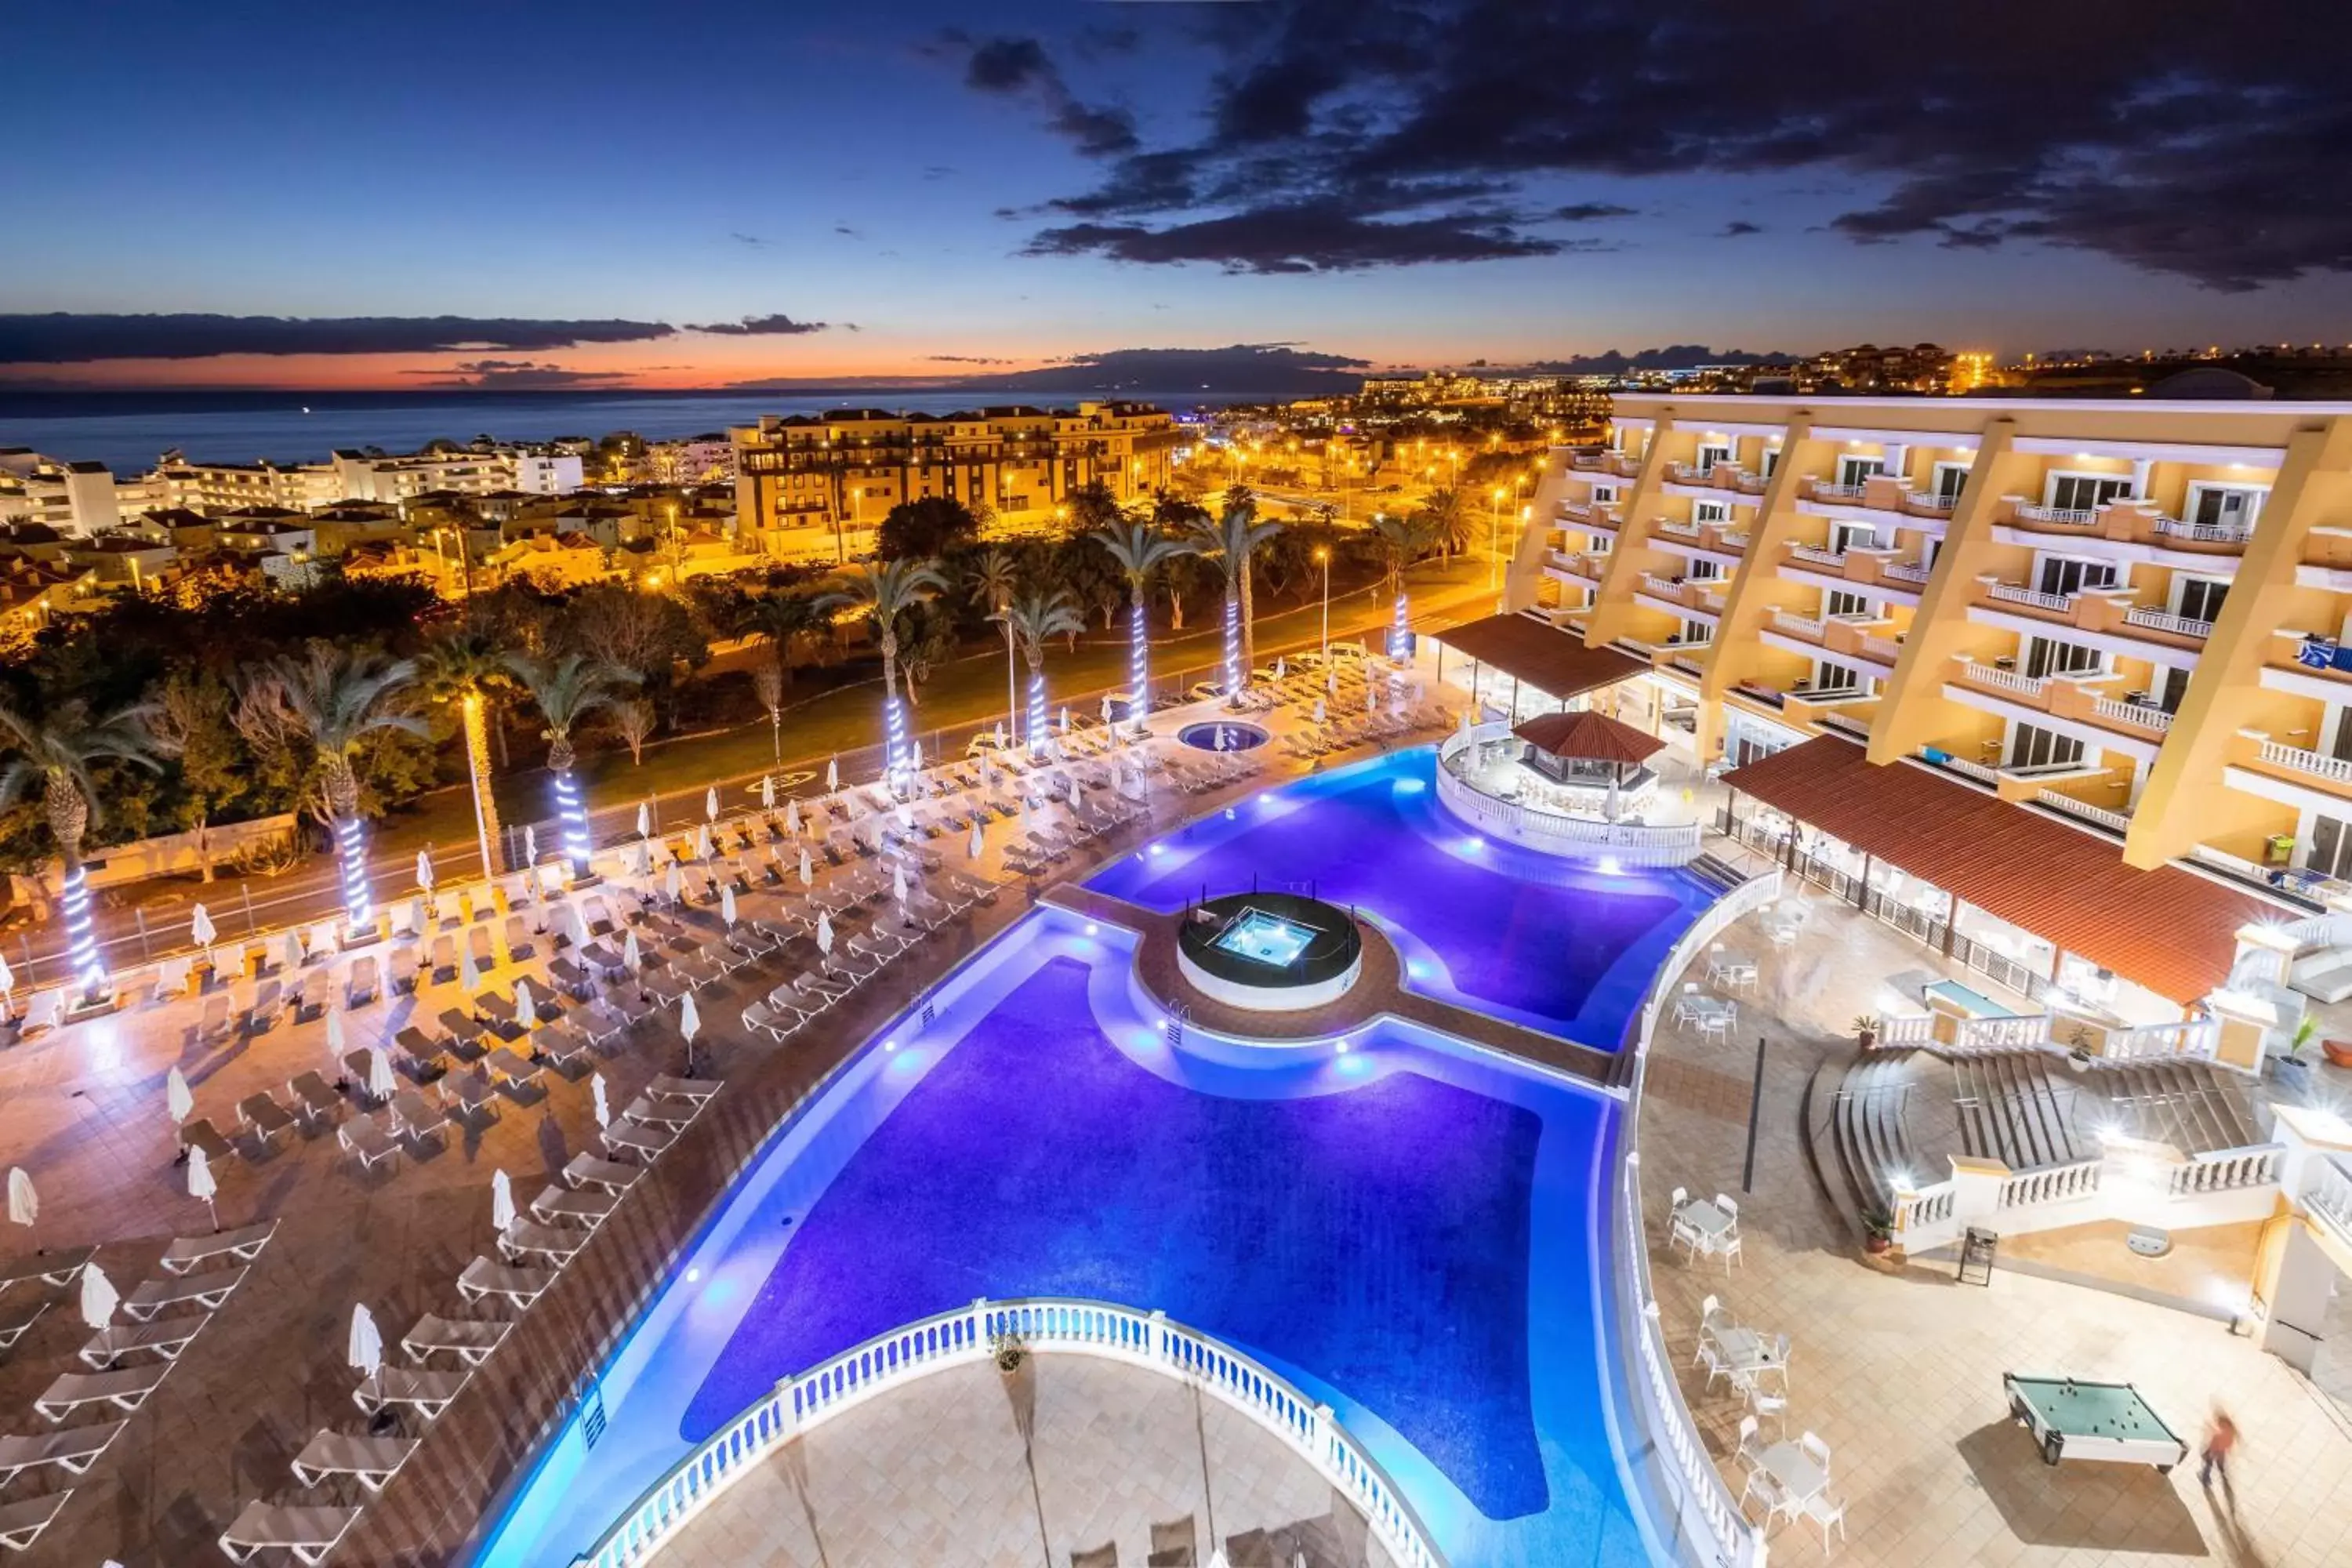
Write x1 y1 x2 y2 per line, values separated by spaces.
1512 708 1665 765
1723 736 2277 1004
1434 613 1650 699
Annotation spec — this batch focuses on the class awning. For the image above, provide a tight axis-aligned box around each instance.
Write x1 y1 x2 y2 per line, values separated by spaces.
1723 735 2274 1004
1512 709 1665 765
1433 613 1650 699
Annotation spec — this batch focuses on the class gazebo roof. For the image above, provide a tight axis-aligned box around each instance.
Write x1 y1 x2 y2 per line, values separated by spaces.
1512 708 1666 765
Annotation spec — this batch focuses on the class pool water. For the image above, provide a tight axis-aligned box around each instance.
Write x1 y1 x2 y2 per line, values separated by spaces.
1213 906 1322 966
475 750 1697 1568
1090 748 1715 1048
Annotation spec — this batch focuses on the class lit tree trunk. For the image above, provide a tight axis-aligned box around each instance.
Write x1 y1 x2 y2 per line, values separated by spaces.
547 729 593 881
460 694 504 877
49 782 102 996
322 753 376 929
880 629 908 786
1240 562 1259 677
1023 645 1048 760
1221 581 1243 707
1127 584 1149 730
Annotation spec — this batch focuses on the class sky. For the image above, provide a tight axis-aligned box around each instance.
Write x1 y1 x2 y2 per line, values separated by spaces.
3 0 2347 391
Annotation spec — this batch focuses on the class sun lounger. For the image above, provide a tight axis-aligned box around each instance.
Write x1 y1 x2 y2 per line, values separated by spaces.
218 1499 361 1565
0 1420 123 1483
237 1091 298 1145
445 1072 500 1123
353 1363 469 1421
497 1220 585 1266
394 1025 449 1072
601 1118 677 1161
436 1008 489 1056
387 944 419 993
34 1362 168 1420
536 1023 594 1069
501 914 535 963
484 1047 540 1088
390 1088 446 1139
401 1312 510 1367
339 1112 401 1171
0 1490 72 1552
547 955 593 996
0 1246 92 1294
286 1069 341 1128
345 954 379 1008
457 1257 554 1308
645 1073 720 1103
292 1428 419 1492
160 1220 276 1275
0 1296 46 1351
180 1116 237 1163
740 1000 800 1042
602 985 655 1023
529 1185 615 1227
467 926 496 971
79 1314 205 1368
563 1153 642 1195
122 1265 245 1320
619 1095 698 1131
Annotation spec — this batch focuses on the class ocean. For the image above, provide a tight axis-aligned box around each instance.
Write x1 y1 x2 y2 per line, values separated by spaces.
0 387 1294 474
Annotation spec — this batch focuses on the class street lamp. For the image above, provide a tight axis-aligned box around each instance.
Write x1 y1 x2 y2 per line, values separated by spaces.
1489 486 1507 592
1315 546 1330 663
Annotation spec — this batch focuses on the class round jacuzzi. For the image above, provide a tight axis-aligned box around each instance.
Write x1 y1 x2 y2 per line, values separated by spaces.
1177 720 1269 753
1174 891 1363 1012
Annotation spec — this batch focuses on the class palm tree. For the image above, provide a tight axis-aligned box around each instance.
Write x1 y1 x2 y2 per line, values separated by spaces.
736 590 826 765
0 702 160 995
1369 510 1436 661
1091 517 1193 731
816 557 946 783
506 652 637 881
249 644 423 929
999 589 1084 758
967 548 1022 735
416 629 511 877
1191 498 1284 705
1420 485 1470 563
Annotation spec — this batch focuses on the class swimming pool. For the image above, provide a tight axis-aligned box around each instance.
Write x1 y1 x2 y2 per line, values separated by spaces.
475 751 1699 1567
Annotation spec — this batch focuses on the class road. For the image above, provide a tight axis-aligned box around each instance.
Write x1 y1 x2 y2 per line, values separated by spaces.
21 562 1500 988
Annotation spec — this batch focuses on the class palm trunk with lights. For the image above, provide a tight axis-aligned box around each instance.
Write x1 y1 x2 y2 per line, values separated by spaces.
880 633 909 789
460 692 503 877
1239 562 1259 676
548 730 593 882
1023 644 1048 760
1127 586 1149 732
49 785 101 999
323 754 375 931
1221 584 1243 705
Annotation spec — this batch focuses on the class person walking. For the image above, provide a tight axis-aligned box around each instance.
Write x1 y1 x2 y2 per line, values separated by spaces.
2199 1410 2239 1490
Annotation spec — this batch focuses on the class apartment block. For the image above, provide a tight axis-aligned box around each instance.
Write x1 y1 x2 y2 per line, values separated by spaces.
1504 394 2352 905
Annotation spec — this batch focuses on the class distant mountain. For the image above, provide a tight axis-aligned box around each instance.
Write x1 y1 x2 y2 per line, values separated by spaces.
1520 345 1804 374
953 343 1371 396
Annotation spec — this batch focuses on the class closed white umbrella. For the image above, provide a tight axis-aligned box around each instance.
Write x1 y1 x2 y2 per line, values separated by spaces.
1058 706 1070 735
1068 775 1081 809
1102 693 1115 724
968 820 984 859
622 930 643 972
524 824 539 866
982 755 997 788
1313 697 1327 725
891 862 909 906
187 1145 217 1226
705 786 720 823
490 1168 515 1232
566 900 593 949
720 884 738 927
189 903 216 947
906 738 920 774
678 991 701 1044
459 943 481 995
797 847 813 886
405 896 424 938
514 978 537 1032
1276 655 1287 680
785 797 801 836
416 849 435 891
78 1262 117 1330
165 1065 194 1126
897 802 913 829
6 1167 34 1229
591 1073 611 1127
826 756 839 792
760 774 777 811
1368 677 1378 713
281 931 304 973
325 1007 347 1067
366 1045 395 1101
347 1302 383 1379
694 823 713 862
664 862 683 902
637 801 651 838
815 912 834 954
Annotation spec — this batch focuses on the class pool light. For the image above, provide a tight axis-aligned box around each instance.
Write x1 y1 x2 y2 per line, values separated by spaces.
1085 922 1099 935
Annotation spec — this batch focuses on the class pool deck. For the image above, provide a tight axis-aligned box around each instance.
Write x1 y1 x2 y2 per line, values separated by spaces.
1044 881 1617 1087
0 700 1448 1566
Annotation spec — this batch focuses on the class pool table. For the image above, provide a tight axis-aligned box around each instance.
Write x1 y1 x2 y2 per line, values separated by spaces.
2003 1374 2187 1472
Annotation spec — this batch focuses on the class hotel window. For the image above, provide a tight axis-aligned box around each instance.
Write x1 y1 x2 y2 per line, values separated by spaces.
1932 461 1971 501
2310 815 2352 881
2008 722 2084 771
1824 590 1870 618
1759 445 1781 478
2022 635 2102 680
2035 555 2118 597
2045 471 2134 512
2173 575 2227 625
1836 454 1883 488
2184 484 2264 532
1832 521 1878 554
1695 442 1732 474
1810 658 1861 692
1592 485 1618 504
1688 557 1723 582
1693 499 1730 525
1677 617 1713 644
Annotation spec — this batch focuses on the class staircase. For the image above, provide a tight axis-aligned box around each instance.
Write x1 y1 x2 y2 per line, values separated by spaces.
1828 1048 1925 1214
2078 1057 2261 1154
1951 1050 2084 1171
1687 851 1751 891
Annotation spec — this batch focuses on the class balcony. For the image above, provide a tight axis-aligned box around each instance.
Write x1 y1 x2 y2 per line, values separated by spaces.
1946 657 2176 744
1547 550 1606 584
1819 617 1901 666
1652 517 1702 541
1559 499 1622 532
1771 610 1826 643
2121 605 2215 642
1786 543 1846 570
1661 461 1715 485
1901 492 1960 518
1801 479 1870 504
1706 526 1752 554
1637 573 1726 614
1969 577 2209 649
1606 453 1642 478
1570 452 1608 471
1995 495 2251 557
2235 731 2352 801
1733 472 1770 495
2034 789 2134 837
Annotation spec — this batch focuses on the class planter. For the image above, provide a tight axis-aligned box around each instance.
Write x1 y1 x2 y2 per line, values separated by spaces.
1864 1233 1893 1256
2325 1039 2352 1069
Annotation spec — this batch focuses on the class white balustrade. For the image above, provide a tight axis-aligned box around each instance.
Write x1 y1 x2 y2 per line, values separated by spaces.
2153 517 2252 546
1956 662 2047 699
2034 789 2132 835
1882 561 1933 584
1639 572 1686 598
1876 1014 1936 1046
1860 635 1904 665
2167 1144 2282 1196
2089 695 2173 731
1788 543 1846 568
2259 739 2352 786
2122 605 2214 640
1986 582 2077 613
1557 502 1592 523
2000 1158 2101 1210
1772 612 1826 641
1654 519 1701 539
1904 492 1958 514
2305 1155 2352 1243
1809 482 1867 502
1952 1013 2053 1051
574 1297 1443 1568
1940 754 1998 784
2013 504 2098 527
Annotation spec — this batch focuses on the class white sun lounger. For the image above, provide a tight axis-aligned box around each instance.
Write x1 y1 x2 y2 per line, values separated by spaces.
291 1428 419 1491
353 1363 469 1421
457 1257 555 1308
601 1119 677 1161
401 1313 510 1367
0 1296 47 1351
0 1490 71 1552
339 1112 401 1171
498 1221 585 1266
0 1420 123 1483
160 1220 277 1275
618 1095 698 1131
529 1186 615 1227
79 1313 206 1369
34 1362 168 1420
0 1247 94 1295
122 1265 245 1321
218 1499 361 1565
645 1073 720 1103
563 1153 643 1195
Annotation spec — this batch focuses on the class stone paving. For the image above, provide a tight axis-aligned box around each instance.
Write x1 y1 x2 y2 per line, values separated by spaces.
1638 875 2352 1566
658 1355 1397 1568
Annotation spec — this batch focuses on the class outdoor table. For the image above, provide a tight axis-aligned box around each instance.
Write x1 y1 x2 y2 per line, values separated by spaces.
1675 1197 1736 1243
1757 1439 1828 1506
2003 1374 2185 1472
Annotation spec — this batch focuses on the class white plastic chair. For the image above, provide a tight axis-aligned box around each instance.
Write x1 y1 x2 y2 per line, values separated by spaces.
1800 1429 1831 1475
1801 1490 1847 1550
1733 1414 1767 1474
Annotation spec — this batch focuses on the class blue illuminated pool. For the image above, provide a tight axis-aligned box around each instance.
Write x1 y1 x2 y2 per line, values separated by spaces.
474 750 1696 1568
1214 906 1321 966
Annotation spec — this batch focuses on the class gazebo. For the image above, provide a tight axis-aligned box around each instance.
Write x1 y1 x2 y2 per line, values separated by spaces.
1512 709 1667 821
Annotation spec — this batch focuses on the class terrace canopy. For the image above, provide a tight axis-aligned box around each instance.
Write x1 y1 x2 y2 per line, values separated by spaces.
1432 613 1650 713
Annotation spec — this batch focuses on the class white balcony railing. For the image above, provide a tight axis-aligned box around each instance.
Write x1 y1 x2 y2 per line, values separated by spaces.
1787 543 1846 568
1772 612 1826 640
2307 1156 2352 1245
1653 518 1701 539
1882 561 1933 584
2000 1157 2101 1210
2153 517 2253 546
2099 1017 2218 1061
2259 739 2352 786
2089 695 2174 731
1639 572 1686 597
1957 661 2048 699
1986 583 2077 613
575 1297 1443 1568
1905 492 1959 514
2013 504 2099 528
1809 482 1868 502
1860 635 1904 665
2169 1144 2282 1196
2123 605 2214 640
2035 789 2132 834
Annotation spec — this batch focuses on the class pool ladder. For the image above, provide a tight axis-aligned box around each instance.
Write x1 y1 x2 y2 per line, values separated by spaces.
1163 1003 1190 1051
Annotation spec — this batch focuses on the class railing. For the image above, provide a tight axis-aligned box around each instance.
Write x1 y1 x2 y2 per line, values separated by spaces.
1733 474 1769 494
2000 1158 2101 1210
1640 572 1687 598
1662 462 1711 483
1955 661 2047 699
1670 654 1708 679
2098 1017 2217 1060
2035 789 2132 835
1772 612 1825 640
1808 483 1867 503
1878 1013 1937 1047
1938 754 1998 785
2089 695 2173 731
573 1297 1443 1568
1715 530 1752 552
1896 1181 1956 1231
1860 635 1904 665
1986 583 2076 613
2013 504 2098 528
2169 1144 2282 1196
2259 739 2352 786
1559 501 1594 522
1436 728 1702 867
1904 492 1959 514
2305 1155 2352 1243
1654 519 1701 539
1953 1013 2053 1051
1882 561 1932 584
2153 517 2252 546
2122 606 2214 640
1787 543 1846 568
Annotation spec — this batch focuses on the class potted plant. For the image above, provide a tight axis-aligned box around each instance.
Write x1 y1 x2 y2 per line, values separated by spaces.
1853 1015 1880 1050
989 1327 1026 1375
1861 1209 1894 1255
2064 1023 2096 1073
2277 1014 2320 1083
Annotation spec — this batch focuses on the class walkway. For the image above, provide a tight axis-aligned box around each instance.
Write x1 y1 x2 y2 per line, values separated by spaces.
653 1355 1398 1568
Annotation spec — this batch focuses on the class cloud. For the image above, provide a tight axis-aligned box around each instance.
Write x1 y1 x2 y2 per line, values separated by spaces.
959 343 1373 393
1721 220 1763 237
833 224 862 239
1555 202 1637 221
728 231 769 248
0 313 676 364
976 0 2352 289
956 34 1138 158
927 354 1015 364
685 314 834 336
405 359 633 389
